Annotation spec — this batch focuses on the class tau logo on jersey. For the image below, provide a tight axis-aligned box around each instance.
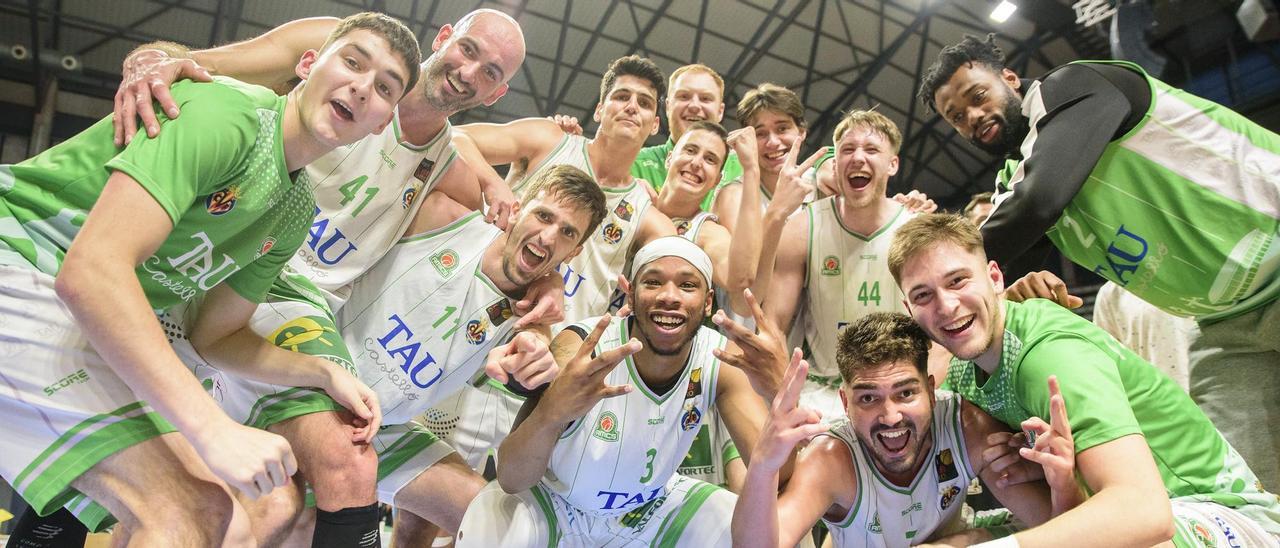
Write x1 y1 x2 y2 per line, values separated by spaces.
255 237 276 259
1212 515 1242 548
378 314 444 388
401 187 418 209
430 249 459 277
487 300 513 326
681 402 702 431
307 207 359 265
270 317 337 352
593 411 620 442
165 231 240 291
465 319 487 345
614 200 635 221
601 222 625 245
821 255 841 276
1091 224 1148 286
939 485 961 511
206 185 239 216
556 263 587 298
935 448 958 482
596 487 662 511
414 158 436 183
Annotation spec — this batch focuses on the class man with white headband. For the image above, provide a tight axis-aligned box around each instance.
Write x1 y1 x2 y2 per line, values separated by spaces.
455 237 783 547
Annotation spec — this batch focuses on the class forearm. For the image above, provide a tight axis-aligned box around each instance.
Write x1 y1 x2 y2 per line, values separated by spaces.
927 528 994 547
194 327 336 389
726 166 764 300
742 210 788 312
495 405 564 493
1014 487 1172 547
732 465 785 548
452 132 513 188
129 40 191 60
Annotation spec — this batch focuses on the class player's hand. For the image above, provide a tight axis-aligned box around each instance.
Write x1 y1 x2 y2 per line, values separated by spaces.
541 315 638 423
753 350 826 472
892 190 938 213
114 49 212 146
1005 271 1083 309
726 127 759 171
1019 376 1077 499
189 419 298 500
613 274 632 318
548 114 583 136
485 331 558 389
982 430 1043 488
513 274 565 329
482 177 518 231
767 145 823 219
321 362 381 443
712 289 788 400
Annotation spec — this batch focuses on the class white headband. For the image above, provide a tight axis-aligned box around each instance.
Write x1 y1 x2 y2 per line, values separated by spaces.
629 236 714 286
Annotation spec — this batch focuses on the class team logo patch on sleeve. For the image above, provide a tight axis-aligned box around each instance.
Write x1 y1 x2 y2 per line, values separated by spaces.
401 187 418 209
939 485 961 511
593 411 620 442
487 300 514 326
821 255 841 276
414 158 436 183
465 319 488 345
430 249 459 277
681 402 702 431
614 200 634 221
601 223 625 245
935 448 958 482
206 185 239 215
674 219 690 236
255 237 277 259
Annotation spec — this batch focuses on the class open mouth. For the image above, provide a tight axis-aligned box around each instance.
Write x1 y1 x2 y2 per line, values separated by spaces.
977 119 1000 144
445 72 467 95
649 311 687 334
876 428 911 454
847 175 872 191
678 169 703 187
330 100 354 121
940 315 975 337
519 242 548 272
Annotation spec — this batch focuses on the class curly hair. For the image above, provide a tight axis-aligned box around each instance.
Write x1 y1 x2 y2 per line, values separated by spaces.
917 33 1006 113
836 312 932 384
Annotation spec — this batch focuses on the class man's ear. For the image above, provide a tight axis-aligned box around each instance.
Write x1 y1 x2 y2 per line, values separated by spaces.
483 84 510 107
1001 68 1022 92
294 49 320 81
505 202 521 230
593 102 604 124
989 259 1006 293
887 154 900 177
838 387 848 410
432 24 454 53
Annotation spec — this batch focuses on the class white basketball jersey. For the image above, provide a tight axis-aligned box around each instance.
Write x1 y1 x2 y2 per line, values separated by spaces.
337 212 516 425
674 211 717 242
511 134 651 327
545 317 724 517
802 199 913 378
292 112 457 311
822 390 975 548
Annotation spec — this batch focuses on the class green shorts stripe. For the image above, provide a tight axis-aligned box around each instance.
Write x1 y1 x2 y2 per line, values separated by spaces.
243 387 342 430
376 427 439 481
530 484 561 548
653 482 719 548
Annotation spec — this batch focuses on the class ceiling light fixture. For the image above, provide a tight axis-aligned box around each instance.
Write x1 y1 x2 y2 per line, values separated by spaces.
990 0 1018 22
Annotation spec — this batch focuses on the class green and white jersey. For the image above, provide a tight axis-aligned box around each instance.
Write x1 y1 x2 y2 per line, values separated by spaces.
999 60 1280 321
945 299 1280 534
633 138 743 211
545 317 725 517
0 77 313 310
803 198 913 379
511 134 652 327
292 113 457 311
337 212 515 425
821 390 975 547
674 211 717 242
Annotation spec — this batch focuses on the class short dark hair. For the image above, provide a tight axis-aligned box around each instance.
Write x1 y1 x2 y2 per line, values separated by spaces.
682 120 729 168
962 192 994 220
522 165 608 244
600 55 666 108
836 312 931 384
917 33 1006 114
736 82 807 129
321 12 423 97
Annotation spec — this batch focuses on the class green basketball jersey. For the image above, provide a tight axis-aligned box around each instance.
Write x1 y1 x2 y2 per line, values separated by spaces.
944 299 1280 534
0 77 313 310
998 60 1280 321
632 138 743 211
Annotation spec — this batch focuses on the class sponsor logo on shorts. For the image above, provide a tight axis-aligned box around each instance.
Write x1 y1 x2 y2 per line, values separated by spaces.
465 319 487 345
936 448 958 482
255 237 276 259
601 223 624 245
44 369 89 396
206 185 239 215
430 249 459 277
401 187 418 209
270 317 338 352
681 403 702 431
593 411 620 442
614 200 634 221
619 492 666 531
821 255 840 276
414 158 436 183
940 485 961 511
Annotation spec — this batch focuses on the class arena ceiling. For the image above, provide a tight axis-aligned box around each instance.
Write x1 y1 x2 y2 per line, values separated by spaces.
0 0 1112 207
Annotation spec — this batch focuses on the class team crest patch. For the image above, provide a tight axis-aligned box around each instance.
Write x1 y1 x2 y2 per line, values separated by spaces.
935 448 958 482
1189 518 1218 547
602 223 625 244
401 187 418 209
939 485 961 511
414 158 436 183
821 255 841 276
867 513 882 534
593 411 620 442
675 219 691 236
255 237 276 259
681 402 702 431
487 300 513 326
430 249 459 277
614 200 634 221
465 319 487 345
206 185 239 215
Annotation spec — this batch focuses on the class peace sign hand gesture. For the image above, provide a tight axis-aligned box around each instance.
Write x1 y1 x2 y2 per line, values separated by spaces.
751 350 827 473
1019 375 1081 515
540 316 640 424
768 144 825 219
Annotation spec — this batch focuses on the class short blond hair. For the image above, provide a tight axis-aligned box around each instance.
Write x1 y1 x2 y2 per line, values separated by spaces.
888 213 986 283
668 63 724 99
833 109 902 153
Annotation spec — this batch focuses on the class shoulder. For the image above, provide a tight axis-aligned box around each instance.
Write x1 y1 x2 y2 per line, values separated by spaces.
175 76 275 112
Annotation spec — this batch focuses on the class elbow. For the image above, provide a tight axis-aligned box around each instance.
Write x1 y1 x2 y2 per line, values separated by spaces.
1146 501 1176 545
495 470 532 495
53 256 94 310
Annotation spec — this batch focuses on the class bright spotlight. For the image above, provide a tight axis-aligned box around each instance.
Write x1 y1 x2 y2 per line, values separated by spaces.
990 0 1018 22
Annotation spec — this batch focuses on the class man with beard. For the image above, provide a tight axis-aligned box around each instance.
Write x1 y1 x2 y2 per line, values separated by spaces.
919 34 1280 489
455 237 776 547
105 10 543 546
631 64 744 210
888 213 1280 546
731 312 1079 547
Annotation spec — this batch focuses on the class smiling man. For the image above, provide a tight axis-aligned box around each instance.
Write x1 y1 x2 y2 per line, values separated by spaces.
0 12 418 545
888 213 1280 547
